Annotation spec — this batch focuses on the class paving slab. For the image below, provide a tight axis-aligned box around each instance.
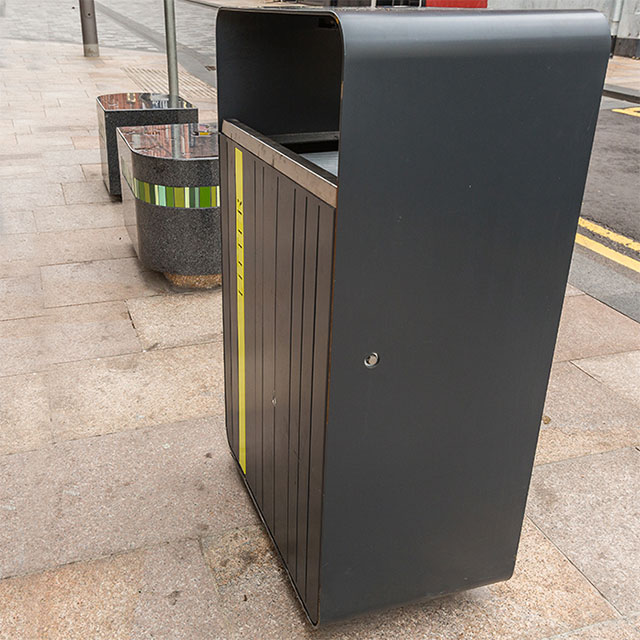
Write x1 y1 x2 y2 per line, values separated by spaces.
0 233 39 277
81 163 104 180
34 202 126 232
0 372 52 456
0 209 36 234
536 362 640 465
0 315 44 377
41 256 167 307
573 349 640 409
565 284 583 297
1 177 70 195
201 519 616 640
528 448 640 616
0 416 256 579
46 341 225 440
0 549 142 640
569 245 640 326
0 539 229 640
127 289 223 350
0 163 84 182
0 300 140 377
0 133 18 146
0 273 44 321
62 180 115 205
542 620 640 640
72 136 100 149
41 148 101 166
0 227 134 274
37 227 135 264
554 295 640 362
14 133 74 151
0 183 65 211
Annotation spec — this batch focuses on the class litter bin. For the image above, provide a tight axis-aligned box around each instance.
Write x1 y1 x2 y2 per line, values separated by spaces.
216 8 609 625
97 92 198 197
117 122 221 288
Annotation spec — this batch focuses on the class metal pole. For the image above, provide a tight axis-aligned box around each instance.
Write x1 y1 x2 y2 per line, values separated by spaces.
610 0 625 56
163 0 180 106
79 0 99 57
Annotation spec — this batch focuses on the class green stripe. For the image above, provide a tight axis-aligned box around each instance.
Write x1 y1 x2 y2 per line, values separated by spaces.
175 187 185 208
199 186 211 208
127 177 218 209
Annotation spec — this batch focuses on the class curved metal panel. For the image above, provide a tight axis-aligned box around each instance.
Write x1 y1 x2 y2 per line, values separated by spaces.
321 8 610 623
216 7 611 624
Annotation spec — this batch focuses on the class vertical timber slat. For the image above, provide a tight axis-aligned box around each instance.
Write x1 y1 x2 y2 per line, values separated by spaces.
287 188 307 578
244 153 257 486
306 201 335 621
255 161 265 508
274 176 296 556
296 199 320 603
262 165 278 532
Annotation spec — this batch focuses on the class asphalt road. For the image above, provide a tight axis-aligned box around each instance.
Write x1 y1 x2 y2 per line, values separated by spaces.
571 97 640 322
583 97 640 242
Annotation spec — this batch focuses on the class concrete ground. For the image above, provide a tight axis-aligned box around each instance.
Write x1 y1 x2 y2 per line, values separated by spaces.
0 26 639 640
607 56 640 92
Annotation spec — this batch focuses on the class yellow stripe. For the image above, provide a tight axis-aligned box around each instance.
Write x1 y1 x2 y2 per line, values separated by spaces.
235 148 247 474
578 217 640 253
575 233 640 274
612 106 640 118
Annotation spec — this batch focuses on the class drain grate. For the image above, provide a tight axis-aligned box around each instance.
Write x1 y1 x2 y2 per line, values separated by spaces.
123 67 217 101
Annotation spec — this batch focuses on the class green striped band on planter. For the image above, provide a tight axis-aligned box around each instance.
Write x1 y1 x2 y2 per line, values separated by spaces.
131 177 219 209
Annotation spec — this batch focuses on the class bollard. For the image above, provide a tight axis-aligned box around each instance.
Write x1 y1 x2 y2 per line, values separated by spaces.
79 0 99 57
610 0 625 56
163 0 180 108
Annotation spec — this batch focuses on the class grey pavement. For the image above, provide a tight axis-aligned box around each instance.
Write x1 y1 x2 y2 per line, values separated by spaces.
0 0 159 52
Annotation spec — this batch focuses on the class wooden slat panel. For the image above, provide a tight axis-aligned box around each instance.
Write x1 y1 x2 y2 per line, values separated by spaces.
295 198 319 603
261 165 278 530
306 199 335 621
254 160 265 507
274 175 295 555
244 153 257 488
221 137 335 622
287 188 307 578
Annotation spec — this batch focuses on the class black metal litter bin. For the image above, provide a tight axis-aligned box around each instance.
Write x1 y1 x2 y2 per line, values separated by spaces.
216 8 610 625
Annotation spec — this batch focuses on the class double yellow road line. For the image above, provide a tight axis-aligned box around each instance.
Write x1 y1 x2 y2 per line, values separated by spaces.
576 217 640 274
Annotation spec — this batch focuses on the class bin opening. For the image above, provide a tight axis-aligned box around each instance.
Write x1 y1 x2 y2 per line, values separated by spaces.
221 119 338 205
271 131 340 176
216 10 343 141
